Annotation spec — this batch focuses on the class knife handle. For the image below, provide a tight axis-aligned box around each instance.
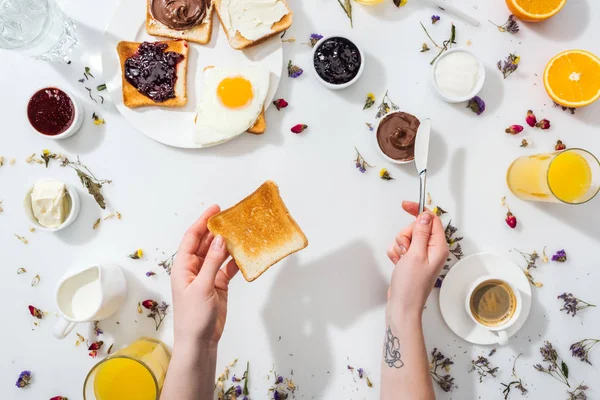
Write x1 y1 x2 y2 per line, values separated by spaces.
418 169 427 215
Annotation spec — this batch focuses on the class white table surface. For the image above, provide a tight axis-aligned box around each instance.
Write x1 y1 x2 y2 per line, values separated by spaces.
2 0 600 398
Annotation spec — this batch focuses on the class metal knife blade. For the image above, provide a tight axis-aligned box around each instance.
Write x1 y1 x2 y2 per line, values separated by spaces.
414 118 431 175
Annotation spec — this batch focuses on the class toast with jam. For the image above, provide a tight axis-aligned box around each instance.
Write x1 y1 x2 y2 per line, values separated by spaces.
146 0 215 45
207 181 308 282
117 40 189 108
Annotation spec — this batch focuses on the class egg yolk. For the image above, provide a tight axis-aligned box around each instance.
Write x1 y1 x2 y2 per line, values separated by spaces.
217 76 253 109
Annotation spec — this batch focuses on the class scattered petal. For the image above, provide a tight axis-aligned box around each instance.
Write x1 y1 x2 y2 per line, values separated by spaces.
363 93 376 110
31 274 41 287
552 249 567 262
15 370 32 388
287 60 303 78
467 96 485 115
272 98 288 110
146 271 157 277
520 138 531 147
28 305 44 319
431 15 440 24
536 118 551 130
379 168 394 180
555 140 566 151
505 125 524 135
526 110 537 127
93 218 101 230
366 122 374 131
421 43 430 52
15 234 28 244
17 268 27 274
291 124 308 134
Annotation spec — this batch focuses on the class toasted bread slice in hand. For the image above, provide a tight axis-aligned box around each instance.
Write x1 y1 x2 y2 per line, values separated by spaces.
214 0 293 50
117 40 189 108
146 0 215 45
207 181 308 282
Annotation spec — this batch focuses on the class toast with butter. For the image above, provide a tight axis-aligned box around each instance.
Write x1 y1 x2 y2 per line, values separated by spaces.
214 0 293 50
146 0 215 45
207 181 308 282
117 40 189 108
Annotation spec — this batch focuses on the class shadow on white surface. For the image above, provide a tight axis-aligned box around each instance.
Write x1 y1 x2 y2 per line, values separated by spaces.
476 64 505 117
525 0 590 43
533 200 600 244
55 188 102 246
360 1 416 23
574 101 600 128
506 292 548 358
261 240 387 396
449 147 466 222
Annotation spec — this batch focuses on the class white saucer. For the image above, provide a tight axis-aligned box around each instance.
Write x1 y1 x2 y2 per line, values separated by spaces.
439 253 532 345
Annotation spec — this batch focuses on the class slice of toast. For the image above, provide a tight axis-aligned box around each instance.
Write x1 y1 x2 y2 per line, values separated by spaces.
202 66 266 134
207 181 308 282
213 0 293 50
117 40 189 108
146 0 215 45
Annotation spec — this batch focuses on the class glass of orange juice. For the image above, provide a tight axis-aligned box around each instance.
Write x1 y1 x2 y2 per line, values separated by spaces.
83 337 171 400
506 149 600 204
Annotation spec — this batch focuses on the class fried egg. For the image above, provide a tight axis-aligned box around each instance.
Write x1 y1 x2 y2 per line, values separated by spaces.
195 65 270 146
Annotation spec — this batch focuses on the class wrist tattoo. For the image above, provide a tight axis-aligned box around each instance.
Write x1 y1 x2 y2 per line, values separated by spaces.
384 326 404 369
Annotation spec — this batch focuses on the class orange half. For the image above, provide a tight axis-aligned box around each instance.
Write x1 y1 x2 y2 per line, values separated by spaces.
544 50 600 108
506 0 566 22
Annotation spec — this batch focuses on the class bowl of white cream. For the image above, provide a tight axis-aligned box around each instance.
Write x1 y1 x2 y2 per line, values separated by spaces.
432 49 485 103
24 179 81 232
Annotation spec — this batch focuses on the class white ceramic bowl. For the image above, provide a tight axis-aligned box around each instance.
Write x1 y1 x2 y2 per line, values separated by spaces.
27 87 84 140
373 110 420 165
24 180 81 232
431 49 485 103
311 35 365 90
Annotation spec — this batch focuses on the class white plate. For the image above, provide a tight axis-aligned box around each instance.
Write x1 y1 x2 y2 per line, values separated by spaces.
101 0 283 148
439 253 532 345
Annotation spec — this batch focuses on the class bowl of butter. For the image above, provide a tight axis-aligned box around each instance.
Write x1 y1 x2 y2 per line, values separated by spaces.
24 178 80 232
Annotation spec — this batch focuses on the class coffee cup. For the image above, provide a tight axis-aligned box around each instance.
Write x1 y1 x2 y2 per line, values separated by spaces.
54 264 127 339
464 276 522 345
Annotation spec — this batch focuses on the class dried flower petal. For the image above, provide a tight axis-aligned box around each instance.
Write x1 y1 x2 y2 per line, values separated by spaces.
552 249 567 262
497 53 520 79
354 148 374 173
17 268 27 274
15 234 28 244
291 124 307 134
287 60 303 78
570 339 600 365
467 96 486 115
137 302 143 314
146 271 156 277
75 333 85 347
358 368 364 378
555 140 566 151
93 218 101 230
107 343 114 354
89 350 98 358
558 293 595 316
50 396 68 400
489 15 519 34
526 110 537 127
366 376 373 387
505 125 524 135
431 15 440 24
129 249 143 259
421 43 430 52
15 370 32 388
272 98 288 110
536 118 551 130
92 112 105 125
363 93 376 110
28 305 43 319
142 299 157 309
366 122 374 131
520 138 531 147
88 340 104 351
94 321 103 336
31 274 41 287
379 168 394 181
307 33 323 47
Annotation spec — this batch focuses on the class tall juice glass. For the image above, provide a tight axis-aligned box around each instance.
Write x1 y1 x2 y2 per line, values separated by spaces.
506 149 600 204
83 337 171 400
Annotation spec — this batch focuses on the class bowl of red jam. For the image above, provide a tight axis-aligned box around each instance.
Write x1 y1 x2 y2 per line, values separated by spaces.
27 87 84 139
312 35 364 90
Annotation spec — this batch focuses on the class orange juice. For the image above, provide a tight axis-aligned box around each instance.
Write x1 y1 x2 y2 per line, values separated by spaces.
548 151 592 202
94 358 157 400
85 337 171 400
507 149 598 204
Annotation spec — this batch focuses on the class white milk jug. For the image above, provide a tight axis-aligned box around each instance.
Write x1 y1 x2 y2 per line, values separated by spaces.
54 264 126 339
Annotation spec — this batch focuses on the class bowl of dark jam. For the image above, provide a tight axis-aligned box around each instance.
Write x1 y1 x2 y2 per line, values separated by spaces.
27 87 84 139
312 35 364 90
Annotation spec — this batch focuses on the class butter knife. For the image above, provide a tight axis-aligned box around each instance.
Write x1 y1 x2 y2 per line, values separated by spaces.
414 118 431 214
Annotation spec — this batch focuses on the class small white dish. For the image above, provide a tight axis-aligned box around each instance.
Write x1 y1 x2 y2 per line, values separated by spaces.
431 48 485 103
439 253 532 345
311 35 365 90
24 180 81 232
373 110 419 165
27 87 84 140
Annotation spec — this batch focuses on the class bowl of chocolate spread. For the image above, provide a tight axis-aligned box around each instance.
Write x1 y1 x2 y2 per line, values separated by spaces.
375 111 420 164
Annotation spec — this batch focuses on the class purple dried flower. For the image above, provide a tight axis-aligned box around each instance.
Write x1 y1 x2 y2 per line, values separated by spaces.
552 249 567 262
568 383 589 400
273 390 282 400
16 370 32 388
431 15 440 24
232 374 241 382
146 271 156 277
490 14 519 34
275 375 283 384
430 349 456 392
467 96 486 115
558 293 596 316
308 33 323 48
358 368 364 378
497 53 520 79
347 365 354 371
535 341 570 387
287 60 303 78
235 385 242 396
570 339 600 365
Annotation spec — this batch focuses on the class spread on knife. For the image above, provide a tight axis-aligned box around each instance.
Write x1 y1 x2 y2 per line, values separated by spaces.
124 42 185 103
376 112 420 162
31 179 71 228
313 36 361 85
27 88 75 136
150 0 209 30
